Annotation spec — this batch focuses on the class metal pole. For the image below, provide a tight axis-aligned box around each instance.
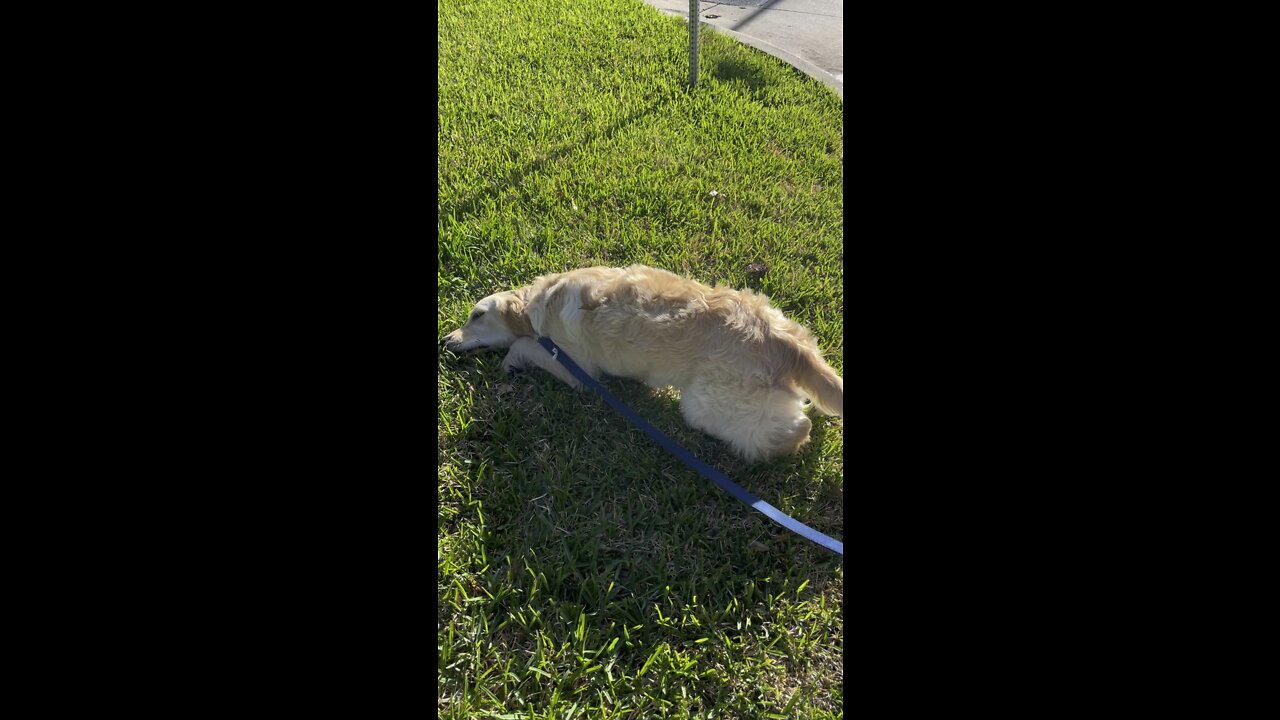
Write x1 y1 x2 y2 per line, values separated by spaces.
688 0 699 87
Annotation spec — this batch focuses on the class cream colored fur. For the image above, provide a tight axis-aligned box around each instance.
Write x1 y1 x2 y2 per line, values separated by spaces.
440 264 842 463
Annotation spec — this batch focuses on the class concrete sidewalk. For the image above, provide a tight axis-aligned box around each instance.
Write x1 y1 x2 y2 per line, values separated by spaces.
641 0 843 98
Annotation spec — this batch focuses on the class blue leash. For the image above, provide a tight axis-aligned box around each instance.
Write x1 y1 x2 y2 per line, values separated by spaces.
535 337 843 556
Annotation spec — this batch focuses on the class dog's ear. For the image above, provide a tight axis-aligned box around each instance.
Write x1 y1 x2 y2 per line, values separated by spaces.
500 290 534 337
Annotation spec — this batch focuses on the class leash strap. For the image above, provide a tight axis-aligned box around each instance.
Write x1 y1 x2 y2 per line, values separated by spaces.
536 336 843 556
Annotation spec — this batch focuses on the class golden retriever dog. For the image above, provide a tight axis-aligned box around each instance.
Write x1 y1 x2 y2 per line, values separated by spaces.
439 265 842 462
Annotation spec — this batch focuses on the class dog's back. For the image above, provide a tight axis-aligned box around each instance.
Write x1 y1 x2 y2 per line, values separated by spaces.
530 265 841 417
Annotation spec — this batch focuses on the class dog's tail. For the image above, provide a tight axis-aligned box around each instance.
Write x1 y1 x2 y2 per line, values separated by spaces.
795 349 843 417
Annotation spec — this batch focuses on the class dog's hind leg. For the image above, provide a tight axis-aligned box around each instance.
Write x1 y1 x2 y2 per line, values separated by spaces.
680 385 812 463
677 384 722 437
502 337 599 390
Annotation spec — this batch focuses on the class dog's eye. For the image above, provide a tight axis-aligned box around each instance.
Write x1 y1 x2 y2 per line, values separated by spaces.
471 310 485 320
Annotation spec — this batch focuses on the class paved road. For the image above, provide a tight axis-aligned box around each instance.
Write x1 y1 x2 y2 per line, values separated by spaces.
641 0 843 98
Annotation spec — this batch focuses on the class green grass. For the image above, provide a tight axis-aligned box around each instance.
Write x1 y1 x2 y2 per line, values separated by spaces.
438 1 843 717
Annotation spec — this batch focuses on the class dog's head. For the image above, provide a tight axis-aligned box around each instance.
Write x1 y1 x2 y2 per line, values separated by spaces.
439 289 533 353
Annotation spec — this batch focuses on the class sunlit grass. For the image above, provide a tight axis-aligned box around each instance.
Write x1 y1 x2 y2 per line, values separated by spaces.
439 1 843 717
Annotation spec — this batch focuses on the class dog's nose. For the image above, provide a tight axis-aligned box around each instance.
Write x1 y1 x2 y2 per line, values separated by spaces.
439 336 448 347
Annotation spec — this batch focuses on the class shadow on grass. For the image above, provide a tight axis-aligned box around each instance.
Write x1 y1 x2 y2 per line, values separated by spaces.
439 347 844 710
440 350 843 603
445 96 675 223
712 54 768 96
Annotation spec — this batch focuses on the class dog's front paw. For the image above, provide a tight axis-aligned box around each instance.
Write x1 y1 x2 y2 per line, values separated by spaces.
503 357 527 374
